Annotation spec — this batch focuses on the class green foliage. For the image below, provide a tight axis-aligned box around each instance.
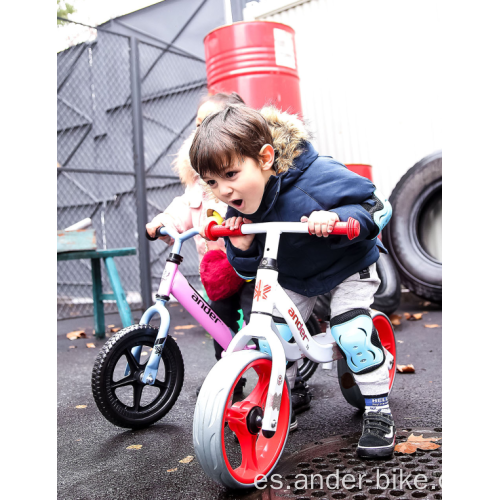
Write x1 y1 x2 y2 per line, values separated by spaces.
57 0 76 26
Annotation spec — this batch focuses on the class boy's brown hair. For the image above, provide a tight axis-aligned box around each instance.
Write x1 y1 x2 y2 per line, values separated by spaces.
189 105 274 178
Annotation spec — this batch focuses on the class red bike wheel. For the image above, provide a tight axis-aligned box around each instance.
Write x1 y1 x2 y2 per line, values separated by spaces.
373 312 397 389
221 358 290 485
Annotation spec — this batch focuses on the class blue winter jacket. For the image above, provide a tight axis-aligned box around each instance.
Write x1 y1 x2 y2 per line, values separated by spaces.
224 141 389 297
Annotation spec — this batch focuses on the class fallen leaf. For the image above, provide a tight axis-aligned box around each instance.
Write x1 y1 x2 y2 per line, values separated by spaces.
202 341 205 344
126 445 143 450
404 313 423 321
424 324 440 328
395 441 419 453
397 340 404 344
167 468 178 472
397 364 415 373
175 325 196 330
107 324 115 328
389 314 401 326
180 309 184 312
75 405 87 409
408 433 441 443
86 343 96 348
423 301 432 307
170 303 179 307
69 345 76 349
66 330 87 340
179 455 194 464
110 327 120 333
395 433 441 454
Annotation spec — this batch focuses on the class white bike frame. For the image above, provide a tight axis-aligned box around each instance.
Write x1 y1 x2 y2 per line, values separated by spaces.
223 222 345 436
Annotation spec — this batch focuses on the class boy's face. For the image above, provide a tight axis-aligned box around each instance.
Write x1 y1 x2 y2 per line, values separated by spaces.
202 146 275 215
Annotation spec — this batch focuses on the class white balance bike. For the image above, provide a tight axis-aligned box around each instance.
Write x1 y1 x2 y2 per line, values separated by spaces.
193 218 397 489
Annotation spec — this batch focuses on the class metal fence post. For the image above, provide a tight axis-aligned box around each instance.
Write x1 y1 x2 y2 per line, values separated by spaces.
129 36 152 311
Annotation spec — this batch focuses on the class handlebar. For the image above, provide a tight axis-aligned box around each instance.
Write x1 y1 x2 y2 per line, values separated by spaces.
145 228 161 241
145 226 182 241
205 217 360 241
145 226 199 255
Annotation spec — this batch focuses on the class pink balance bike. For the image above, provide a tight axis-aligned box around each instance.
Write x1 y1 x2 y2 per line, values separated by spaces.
91 226 243 428
193 218 397 489
91 225 322 429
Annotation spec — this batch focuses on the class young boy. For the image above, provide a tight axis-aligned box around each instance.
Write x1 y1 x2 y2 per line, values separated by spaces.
189 105 395 459
146 94 312 420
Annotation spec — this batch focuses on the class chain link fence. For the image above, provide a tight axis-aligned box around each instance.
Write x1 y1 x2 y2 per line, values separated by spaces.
57 19 207 320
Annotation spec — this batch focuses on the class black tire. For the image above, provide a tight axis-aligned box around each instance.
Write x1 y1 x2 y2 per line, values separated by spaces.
373 252 401 315
298 315 322 382
385 151 442 303
91 324 184 429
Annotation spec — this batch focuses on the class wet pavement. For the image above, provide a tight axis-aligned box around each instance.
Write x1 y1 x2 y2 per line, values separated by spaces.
57 292 441 499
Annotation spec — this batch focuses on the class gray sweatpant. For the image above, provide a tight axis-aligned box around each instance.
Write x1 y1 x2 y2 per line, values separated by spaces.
274 263 390 397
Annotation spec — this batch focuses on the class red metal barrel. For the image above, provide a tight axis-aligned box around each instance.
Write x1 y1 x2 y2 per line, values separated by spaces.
204 21 303 115
345 164 373 181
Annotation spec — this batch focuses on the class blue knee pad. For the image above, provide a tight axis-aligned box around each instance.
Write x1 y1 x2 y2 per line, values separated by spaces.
257 321 293 357
330 309 385 374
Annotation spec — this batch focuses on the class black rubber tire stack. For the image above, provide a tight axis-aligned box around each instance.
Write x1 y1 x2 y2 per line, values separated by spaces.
373 252 401 315
384 151 442 303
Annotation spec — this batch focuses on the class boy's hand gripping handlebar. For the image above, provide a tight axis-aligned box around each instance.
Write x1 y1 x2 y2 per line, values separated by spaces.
204 217 360 241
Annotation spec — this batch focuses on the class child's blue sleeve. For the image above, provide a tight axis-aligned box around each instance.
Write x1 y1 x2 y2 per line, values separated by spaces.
304 161 392 244
224 237 261 279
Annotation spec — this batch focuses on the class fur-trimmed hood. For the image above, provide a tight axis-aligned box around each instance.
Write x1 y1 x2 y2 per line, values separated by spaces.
260 106 311 174
171 107 311 187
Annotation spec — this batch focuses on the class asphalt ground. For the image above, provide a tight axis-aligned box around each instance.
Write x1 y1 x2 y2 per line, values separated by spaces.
57 292 441 500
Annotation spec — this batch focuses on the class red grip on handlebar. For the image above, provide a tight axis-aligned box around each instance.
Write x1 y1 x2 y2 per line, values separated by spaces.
329 217 360 240
204 217 360 241
205 220 244 241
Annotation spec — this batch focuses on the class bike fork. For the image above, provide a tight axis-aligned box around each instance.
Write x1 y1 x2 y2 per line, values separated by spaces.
123 298 171 385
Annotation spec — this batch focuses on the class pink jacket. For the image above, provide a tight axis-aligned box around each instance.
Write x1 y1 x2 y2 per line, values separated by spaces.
158 132 227 266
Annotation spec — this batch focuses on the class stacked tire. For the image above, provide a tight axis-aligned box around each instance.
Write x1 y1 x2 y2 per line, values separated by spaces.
384 151 442 304
372 252 401 315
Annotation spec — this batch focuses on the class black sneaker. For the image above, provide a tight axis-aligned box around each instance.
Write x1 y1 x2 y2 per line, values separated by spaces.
196 377 247 397
291 379 312 414
357 412 396 459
